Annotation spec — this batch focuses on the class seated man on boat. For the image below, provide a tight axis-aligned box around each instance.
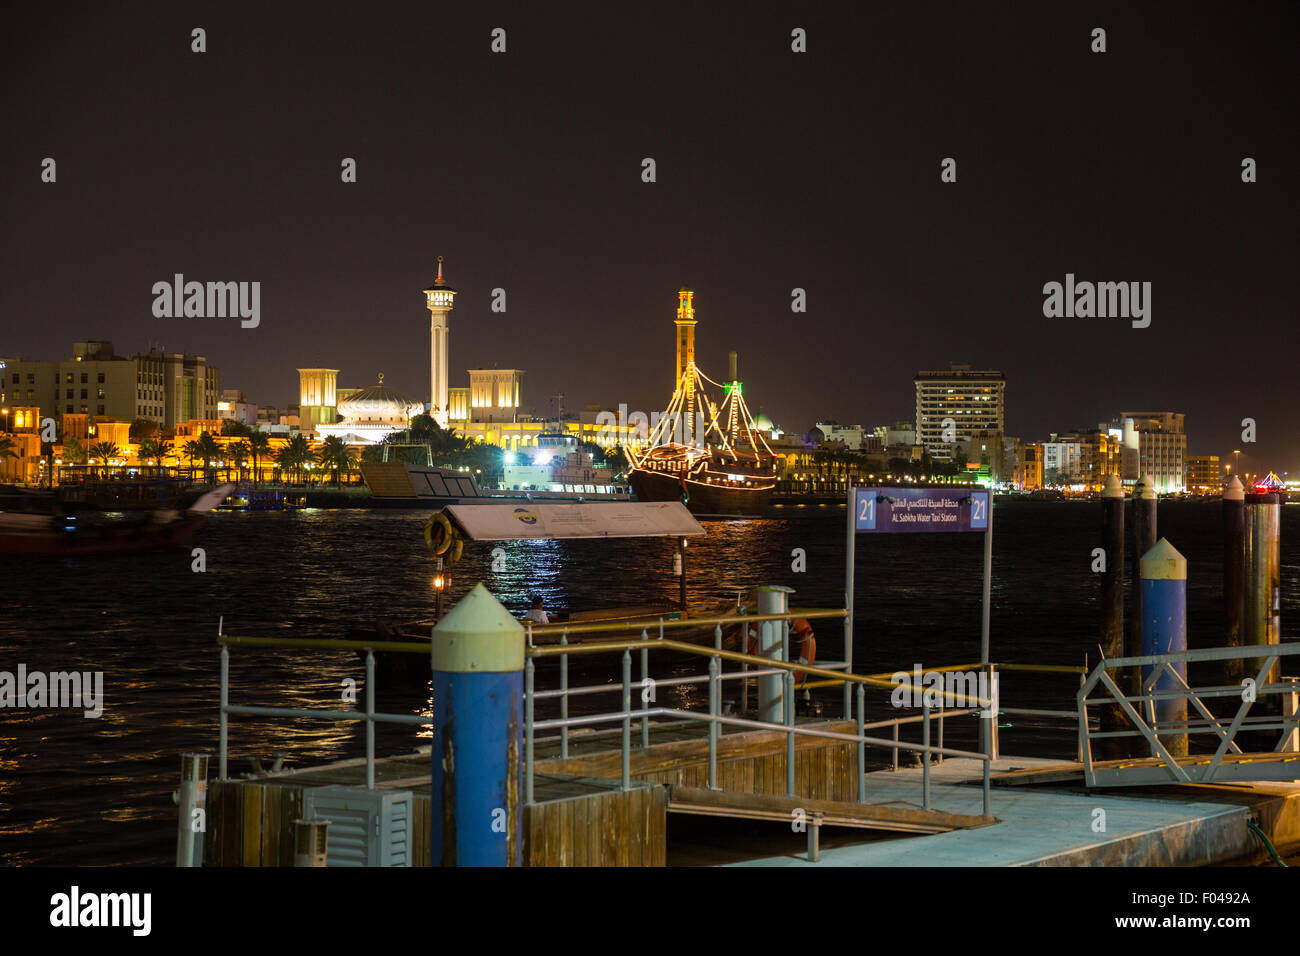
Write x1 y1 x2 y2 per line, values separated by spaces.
523 594 549 626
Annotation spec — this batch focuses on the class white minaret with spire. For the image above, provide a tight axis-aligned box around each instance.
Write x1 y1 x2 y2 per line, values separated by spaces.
422 256 457 427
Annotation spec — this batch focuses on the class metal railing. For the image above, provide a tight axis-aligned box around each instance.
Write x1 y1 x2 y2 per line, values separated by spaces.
1078 642 1300 786
522 622 1003 818
217 635 430 787
213 614 1088 823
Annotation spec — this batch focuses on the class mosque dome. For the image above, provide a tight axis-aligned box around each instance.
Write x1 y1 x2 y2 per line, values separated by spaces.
337 374 425 425
752 412 775 432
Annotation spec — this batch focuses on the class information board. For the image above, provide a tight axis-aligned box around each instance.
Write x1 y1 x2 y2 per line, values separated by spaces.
853 487 990 533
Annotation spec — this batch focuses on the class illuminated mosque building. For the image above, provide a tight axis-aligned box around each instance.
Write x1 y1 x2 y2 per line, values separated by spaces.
300 259 639 450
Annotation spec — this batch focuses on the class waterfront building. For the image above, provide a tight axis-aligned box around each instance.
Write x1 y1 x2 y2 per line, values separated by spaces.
1185 454 1221 493
297 369 339 435
0 341 219 434
882 421 916 447
1040 428 1123 490
814 422 865 450
1113 412 1187 493
217 388 259 427
914 365 1005 461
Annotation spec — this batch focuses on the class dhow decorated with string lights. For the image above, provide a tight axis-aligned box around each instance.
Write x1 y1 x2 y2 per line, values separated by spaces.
626 288 778 518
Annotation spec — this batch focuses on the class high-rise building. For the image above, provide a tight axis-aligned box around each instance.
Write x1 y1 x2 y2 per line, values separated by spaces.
423 257 457 427
914 364 1005 461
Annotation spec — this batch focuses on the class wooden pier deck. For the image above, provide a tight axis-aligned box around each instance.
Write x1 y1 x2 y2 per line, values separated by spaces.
205 717 994 866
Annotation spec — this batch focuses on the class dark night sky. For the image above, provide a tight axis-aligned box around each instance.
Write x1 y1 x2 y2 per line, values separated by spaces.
3 2 1297 471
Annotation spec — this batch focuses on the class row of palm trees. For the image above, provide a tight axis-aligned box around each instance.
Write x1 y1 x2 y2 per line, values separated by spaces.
51 429 357 487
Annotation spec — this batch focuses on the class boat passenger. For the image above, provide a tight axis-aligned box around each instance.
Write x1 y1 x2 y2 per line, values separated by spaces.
523 594 549 625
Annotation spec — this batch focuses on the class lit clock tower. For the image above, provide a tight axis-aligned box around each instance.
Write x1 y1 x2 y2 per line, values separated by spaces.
423 257 457 427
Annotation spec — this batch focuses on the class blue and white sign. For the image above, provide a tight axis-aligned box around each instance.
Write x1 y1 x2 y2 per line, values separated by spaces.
854 487 990 533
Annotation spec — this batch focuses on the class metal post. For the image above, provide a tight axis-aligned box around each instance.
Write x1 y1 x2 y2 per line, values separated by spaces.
560 633 569 760
641 628 650 749
219 645 228 781
785 669 796 797
845 485 856 719
678 536 687 611
708 655 719 790
922 700 931 811
980 491 995 765
1141 538 1188 757
756 586 793 724
176 753 208 867
1099 474 1128 758
1224 476 1246 683
892 722 899 772
365 649 375 790
430 583 525 867
980 490 994 669
856 683 866 803
1244 487 1282 687
1129 475 1157 694
622 650 631 791
982 756 991 819
937 697 944 765
526 659 535 804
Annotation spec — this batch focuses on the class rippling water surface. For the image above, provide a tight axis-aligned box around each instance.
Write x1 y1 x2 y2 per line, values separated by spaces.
1 500 1296 865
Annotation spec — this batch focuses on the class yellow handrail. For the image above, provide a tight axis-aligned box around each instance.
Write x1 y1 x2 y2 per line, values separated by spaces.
526 607 848 638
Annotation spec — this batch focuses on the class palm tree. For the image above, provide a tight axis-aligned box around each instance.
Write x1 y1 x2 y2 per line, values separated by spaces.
247 431 271 487
0 436 17 482
223 440 249 482
182 439 201 479
315 435 355 486
89 441 121 479
195 432 222 484
274 434 311 485
138 438 173 474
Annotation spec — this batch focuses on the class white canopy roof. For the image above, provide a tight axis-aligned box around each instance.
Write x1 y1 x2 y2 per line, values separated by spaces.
443 501 705 541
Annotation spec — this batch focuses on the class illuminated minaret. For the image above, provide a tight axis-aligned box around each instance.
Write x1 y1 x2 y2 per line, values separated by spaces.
422 257 457 426
674 286 696 388
675 286 697 444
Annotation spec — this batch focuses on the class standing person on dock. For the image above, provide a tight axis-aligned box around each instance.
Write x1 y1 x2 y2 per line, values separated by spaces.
524 594 549 625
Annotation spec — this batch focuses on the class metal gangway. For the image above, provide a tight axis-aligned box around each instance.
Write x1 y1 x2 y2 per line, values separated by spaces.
1077 642 1300 787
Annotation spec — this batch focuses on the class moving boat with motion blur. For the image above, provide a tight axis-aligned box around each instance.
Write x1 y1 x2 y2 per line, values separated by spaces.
0 483 233 556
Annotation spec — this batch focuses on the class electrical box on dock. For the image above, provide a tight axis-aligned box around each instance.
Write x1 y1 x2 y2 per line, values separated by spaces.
302 786 413 866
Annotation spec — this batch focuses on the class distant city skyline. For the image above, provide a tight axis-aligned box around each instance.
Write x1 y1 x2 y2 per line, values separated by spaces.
3 3 1296 471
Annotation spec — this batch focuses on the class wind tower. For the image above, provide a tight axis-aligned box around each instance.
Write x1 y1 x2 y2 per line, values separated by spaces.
423 257 457 427
675 286 697 444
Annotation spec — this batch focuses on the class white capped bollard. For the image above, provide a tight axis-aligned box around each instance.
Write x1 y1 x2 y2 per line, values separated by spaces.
756 586 794 724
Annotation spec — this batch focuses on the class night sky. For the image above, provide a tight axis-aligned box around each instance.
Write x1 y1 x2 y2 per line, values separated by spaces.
3 2 1296 471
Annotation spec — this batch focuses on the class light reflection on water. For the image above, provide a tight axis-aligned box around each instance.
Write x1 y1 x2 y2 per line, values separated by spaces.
0 502 1295 865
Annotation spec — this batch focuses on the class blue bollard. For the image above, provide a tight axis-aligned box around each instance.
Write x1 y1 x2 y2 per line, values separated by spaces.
1140 538 1187 757
431 582 525 866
